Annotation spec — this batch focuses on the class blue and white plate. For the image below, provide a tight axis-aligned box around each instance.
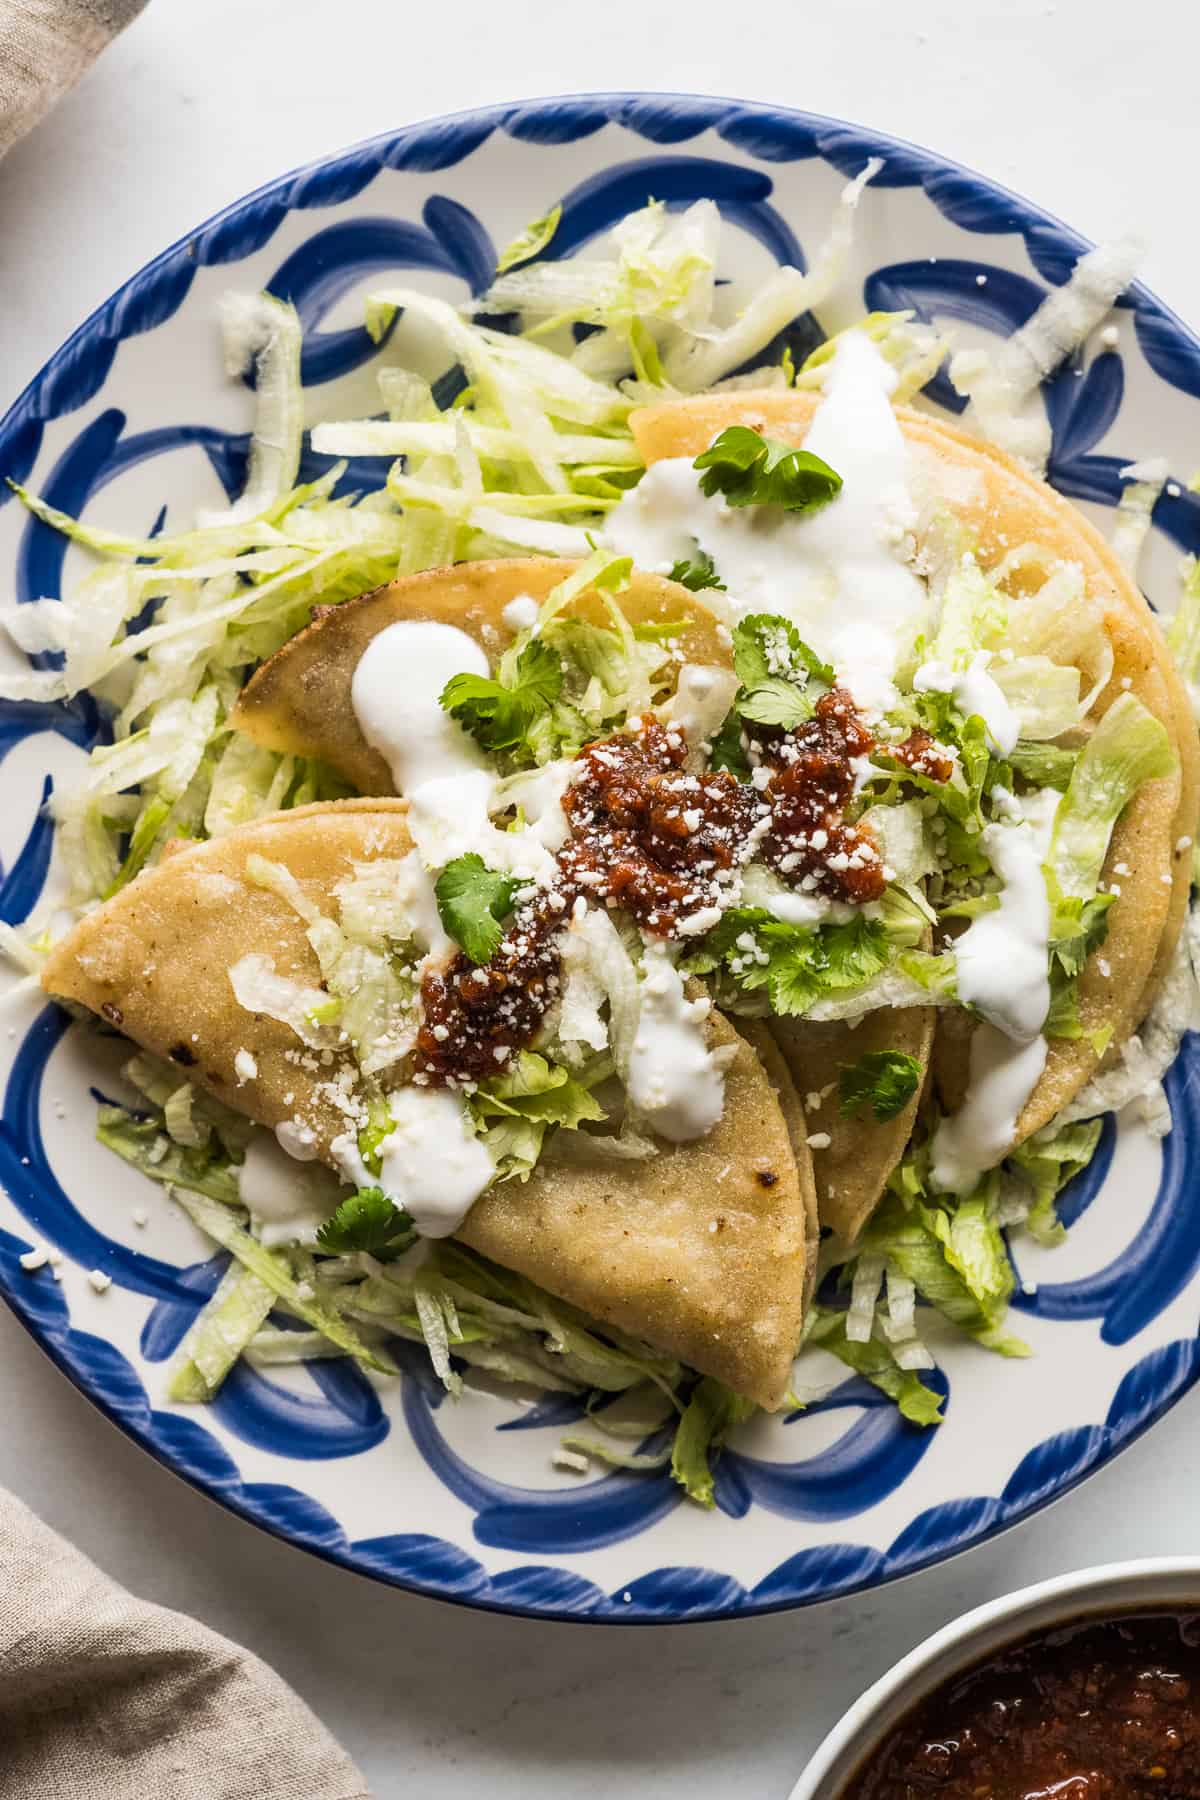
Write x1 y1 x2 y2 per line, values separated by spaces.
1 96 1199 1624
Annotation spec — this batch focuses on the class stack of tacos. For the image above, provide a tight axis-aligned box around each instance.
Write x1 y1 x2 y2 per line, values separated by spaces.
11 193 1200 1500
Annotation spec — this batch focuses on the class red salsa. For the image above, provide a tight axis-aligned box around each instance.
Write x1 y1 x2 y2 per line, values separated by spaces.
892 726 956 784
760 686 885 905
417 697 889 1085
559 715 765 933
844 1610 1200 1800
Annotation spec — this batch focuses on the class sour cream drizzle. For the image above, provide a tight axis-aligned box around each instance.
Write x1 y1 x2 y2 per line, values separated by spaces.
375 1086 494 1239
627 941 727 1142
239 1133 341 1247
931 806 1057 1194
348 618 731 1232
352 618 490 793
605 331 928 713
913 653 1020 756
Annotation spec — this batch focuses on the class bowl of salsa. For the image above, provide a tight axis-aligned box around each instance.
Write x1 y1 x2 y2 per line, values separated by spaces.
793 1561 1200 1799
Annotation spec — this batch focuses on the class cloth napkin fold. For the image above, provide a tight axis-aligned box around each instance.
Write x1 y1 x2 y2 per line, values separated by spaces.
0 1487 372 1798
0 0 146 158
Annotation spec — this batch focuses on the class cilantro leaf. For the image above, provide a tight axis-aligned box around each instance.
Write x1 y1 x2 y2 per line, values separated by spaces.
731 613 833 688
435 854 518 965
724 613 832 734
688 908 889 1016
694 426 842 513
440 638 562 754
316 1187 415 1260
737 676 815 729
764 916 889 1015
668 549 726 594
839 1050 923 1122
708 709 751 779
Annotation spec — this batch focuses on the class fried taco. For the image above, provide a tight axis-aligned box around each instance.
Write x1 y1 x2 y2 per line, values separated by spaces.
44 795 812 1408
10 191 1200 1496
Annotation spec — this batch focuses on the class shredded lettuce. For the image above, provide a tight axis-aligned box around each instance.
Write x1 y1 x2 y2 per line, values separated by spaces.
669 1377 756 1507
495 203 563 274
950 238 1143 473
1111 457 1168 576
663 161 880 392
1008 1118 1104 1245
1045 692 1176 902
1057 910 1200 1133
168 1263 276 1402
794 310 948 404
926 552 1007 669
204 292 304 527
1167 557 1200 723
798 1309 944 1425
468 1052 606 1180
845 1184 1028 1356
173 1187 398 1375
96 1104 241 1205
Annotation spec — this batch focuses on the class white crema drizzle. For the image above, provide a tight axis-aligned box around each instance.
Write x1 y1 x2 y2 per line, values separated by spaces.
931 800 1058 1194
605 330 929 713
345 618 733 1233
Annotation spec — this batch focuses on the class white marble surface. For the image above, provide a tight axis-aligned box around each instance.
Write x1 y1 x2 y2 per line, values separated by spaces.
1 3 1198 1793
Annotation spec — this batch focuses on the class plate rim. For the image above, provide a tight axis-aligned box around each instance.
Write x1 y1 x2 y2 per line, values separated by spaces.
2 89 1198 1626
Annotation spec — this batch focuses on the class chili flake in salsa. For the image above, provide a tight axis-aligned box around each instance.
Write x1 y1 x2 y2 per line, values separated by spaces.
843 1610 1200 1799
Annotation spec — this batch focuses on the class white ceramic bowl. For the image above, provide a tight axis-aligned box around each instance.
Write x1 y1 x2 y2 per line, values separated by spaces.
792 1558 1200 1797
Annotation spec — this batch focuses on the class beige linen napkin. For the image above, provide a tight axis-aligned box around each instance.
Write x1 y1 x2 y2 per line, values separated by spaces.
0 0 146 157
0 1487 372 1798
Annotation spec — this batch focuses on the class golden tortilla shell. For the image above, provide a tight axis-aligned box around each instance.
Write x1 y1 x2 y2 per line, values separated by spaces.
42 800 809 1409
630 389 1196 1145
231 559 731 795
731 1016 820 1308
769 1008 934 1245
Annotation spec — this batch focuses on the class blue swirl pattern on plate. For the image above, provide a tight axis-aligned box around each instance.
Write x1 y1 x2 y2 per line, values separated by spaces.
0 95 1197 1622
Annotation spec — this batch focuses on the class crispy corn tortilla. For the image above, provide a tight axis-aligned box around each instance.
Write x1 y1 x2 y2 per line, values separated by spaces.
232 560 731 795
42 800 810 1409
733 1016 820 1308
631 390 1197 1146
769 1009 934 1245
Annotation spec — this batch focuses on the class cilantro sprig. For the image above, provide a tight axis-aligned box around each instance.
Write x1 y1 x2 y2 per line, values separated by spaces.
838 1050 923 1122
440 637 562 754
668 549 726 594
713 613 834 746
316 1187 415 1260
435 854 519 965
686 908 889 1016
694 426 842 513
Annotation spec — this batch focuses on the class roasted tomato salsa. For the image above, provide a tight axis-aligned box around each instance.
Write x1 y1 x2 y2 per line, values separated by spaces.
843 1610 1200 1799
